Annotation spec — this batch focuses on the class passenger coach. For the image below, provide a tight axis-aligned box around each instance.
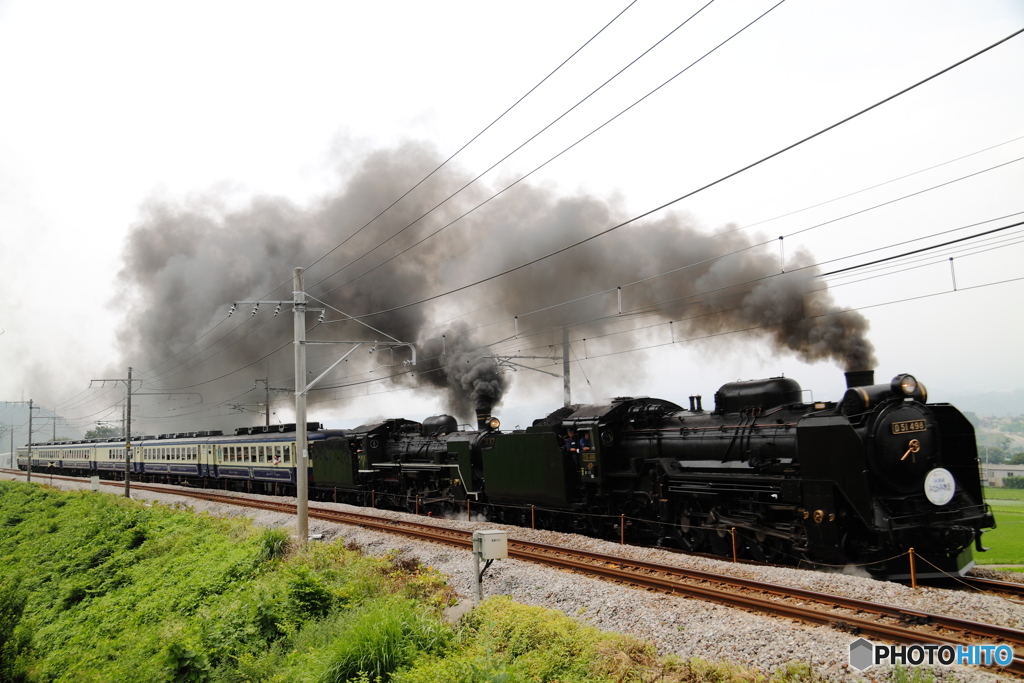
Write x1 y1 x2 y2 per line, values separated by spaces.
16 422 341 494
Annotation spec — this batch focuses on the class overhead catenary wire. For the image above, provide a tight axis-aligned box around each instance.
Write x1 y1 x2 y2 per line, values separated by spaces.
119 128 1024 396
308 221 1024 394
313 0 789 301
315 26 1024 323
302 0 640 276
58 28 1024 421
305 0 725 296
116 0 634 387
133 207 1024 411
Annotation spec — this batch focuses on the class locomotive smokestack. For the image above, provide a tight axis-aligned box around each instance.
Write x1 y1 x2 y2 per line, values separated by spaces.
476 409 489 431
845 370 875 388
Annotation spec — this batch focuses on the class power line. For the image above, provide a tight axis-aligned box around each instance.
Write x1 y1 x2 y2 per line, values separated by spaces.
129 0 640 384
303 0 640 275
305 0 724 295
313 0 789 300
318 26 1024 323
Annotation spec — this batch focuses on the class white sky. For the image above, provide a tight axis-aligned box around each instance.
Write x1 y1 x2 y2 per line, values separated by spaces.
1 0 1022 435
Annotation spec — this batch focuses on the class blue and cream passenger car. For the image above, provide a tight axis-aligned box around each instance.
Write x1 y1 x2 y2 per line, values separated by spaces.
16 422 349 496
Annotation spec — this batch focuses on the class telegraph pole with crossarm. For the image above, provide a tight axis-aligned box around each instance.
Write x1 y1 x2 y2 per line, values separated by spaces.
230 267 416 544
90 368 139 498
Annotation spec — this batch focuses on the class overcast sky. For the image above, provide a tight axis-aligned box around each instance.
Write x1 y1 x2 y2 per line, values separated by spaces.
1 0 1022 437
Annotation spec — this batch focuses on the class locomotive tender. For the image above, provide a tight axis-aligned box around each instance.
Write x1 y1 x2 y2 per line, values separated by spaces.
17 370 992 579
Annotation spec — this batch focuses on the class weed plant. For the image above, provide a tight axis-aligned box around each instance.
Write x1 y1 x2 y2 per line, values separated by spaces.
0 482 838 683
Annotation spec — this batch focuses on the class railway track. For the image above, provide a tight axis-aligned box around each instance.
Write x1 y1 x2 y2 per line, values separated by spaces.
7 470 1024 675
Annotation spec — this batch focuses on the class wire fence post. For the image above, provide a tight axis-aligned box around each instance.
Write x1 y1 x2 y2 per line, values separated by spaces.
620 514 626 545
333 486 337 504
531 505 536 530
415 495 420 515
371 490 375 508
909 548 917 588
731 527 738 562
467 499 471 521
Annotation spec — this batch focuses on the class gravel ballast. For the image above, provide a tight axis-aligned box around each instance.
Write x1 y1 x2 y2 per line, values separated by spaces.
6 473 1017 683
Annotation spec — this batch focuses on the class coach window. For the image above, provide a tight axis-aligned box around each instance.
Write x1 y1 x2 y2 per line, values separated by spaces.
283 445 291 463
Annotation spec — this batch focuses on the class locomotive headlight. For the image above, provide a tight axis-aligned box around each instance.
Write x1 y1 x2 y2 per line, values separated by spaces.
892 374 918 396
487 417 501 430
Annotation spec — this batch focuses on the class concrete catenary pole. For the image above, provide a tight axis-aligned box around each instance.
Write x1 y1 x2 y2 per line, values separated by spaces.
293 268 309 543
562 328 571 408
124 366 132 498
26 399 33 482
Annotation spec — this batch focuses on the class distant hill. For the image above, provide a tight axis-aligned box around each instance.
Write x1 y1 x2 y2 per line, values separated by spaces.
944 389 1024 418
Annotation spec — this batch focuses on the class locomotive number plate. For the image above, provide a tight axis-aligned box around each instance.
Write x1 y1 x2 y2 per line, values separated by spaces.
891 420 926 435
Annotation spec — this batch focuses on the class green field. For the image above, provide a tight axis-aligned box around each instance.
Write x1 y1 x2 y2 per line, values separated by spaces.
978 487 1024 566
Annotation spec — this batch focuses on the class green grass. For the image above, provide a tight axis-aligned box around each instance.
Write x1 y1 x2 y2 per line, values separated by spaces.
984 486 1024 502
0 482 833 683
978 487 1024 565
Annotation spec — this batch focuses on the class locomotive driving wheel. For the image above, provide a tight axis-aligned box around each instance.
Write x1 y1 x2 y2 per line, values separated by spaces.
672 511 704 552
744 530 786 563
707 529 733 557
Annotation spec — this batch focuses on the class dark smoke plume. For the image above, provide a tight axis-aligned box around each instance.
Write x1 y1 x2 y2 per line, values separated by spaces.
116 141 873 432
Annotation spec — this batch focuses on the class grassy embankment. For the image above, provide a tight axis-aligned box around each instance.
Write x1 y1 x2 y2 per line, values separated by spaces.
980 486 1024 566
0 481 826 683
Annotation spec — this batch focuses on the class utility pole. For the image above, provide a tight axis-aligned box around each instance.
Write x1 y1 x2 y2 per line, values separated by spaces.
4 400 44 477
230 266 415 544
253 379 290 428
90 368 138 498
485 328 570 408
126 367 132 498
27 399 34 482
563 327 571 408
293 268 309 543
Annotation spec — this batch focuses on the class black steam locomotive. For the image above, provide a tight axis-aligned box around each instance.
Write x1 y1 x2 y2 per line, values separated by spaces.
331 369 993 579
19 370 993 579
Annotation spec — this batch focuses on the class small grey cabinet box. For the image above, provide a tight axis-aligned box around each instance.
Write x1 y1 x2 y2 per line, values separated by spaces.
473 530 508 560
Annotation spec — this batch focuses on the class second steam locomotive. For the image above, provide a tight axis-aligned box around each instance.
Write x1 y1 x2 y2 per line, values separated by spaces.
19 369 993 580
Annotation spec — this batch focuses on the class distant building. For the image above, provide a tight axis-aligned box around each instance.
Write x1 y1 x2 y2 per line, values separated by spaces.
981 464 1024 487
